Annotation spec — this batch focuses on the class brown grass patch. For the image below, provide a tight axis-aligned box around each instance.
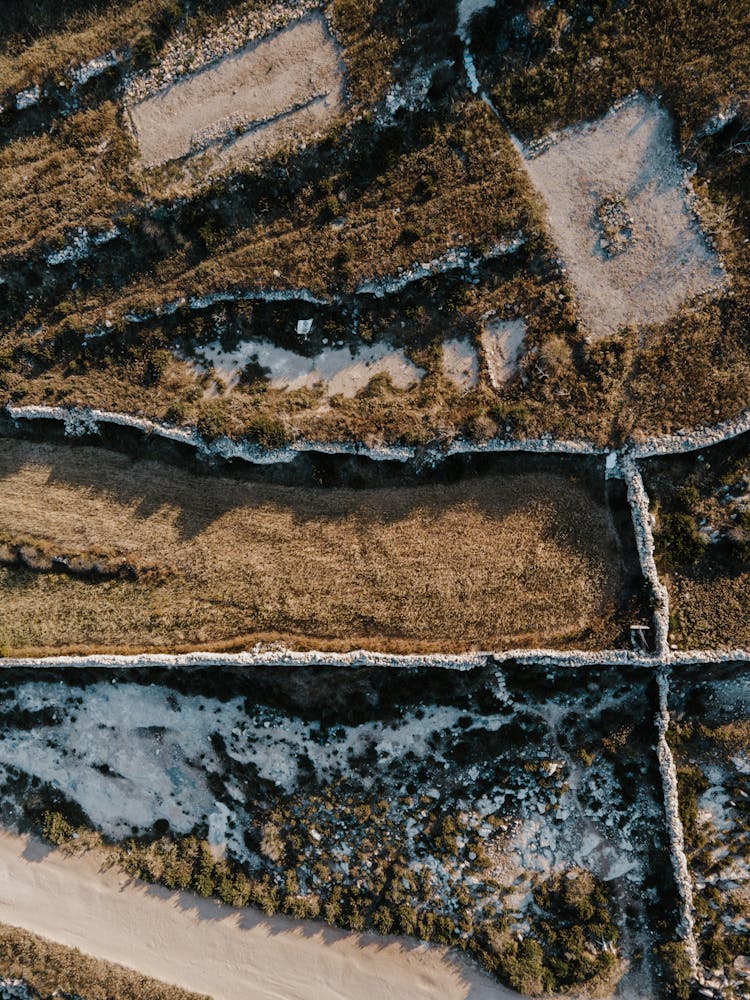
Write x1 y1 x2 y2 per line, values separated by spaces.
0 920 207 1000
0 0 182 98
668 572 750 650
645 434 750 649
0 102 137 257
0 438 627 655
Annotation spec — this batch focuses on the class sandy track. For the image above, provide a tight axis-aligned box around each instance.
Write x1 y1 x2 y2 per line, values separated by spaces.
0 831 516 1000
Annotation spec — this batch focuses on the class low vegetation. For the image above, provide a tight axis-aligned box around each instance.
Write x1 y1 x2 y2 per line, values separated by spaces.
646 433 750 649
0 439 634 655
473 0 750 141
22 662 662 997
0 0 183 98
668 671 750 994
1 0 748 449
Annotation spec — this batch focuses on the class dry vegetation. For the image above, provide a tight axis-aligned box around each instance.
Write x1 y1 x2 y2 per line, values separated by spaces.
0 438 630 655
0 102 137 257
0 0 183 98
472 0 750 142
0 921 207 1000
1 0 748 451
645 435 750 650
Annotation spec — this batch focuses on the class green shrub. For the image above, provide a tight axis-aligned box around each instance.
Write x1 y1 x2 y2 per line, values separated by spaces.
42 810 74 846
659 512 707 569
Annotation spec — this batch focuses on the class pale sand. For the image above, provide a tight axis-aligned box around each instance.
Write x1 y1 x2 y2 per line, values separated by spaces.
522 95 725 338
442 337 479 388
0 830 519 1000
129 14 345 169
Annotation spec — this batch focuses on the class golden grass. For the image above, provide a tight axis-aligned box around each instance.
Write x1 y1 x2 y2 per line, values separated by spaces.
0 920 207 1000
16 96 536 306
0 438 625 655
0 102 137 257
0 0 180 97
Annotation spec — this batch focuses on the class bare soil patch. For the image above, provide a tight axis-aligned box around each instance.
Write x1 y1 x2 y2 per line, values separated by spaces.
480 316 525 388
189 337 425 396
522 96 725 338
440 337 478 388
128 13 346 172
0 438 628 655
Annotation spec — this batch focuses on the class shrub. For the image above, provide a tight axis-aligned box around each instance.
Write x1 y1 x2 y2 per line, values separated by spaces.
42 810 74 846
677 764 710 841
196 400 233 441
658 939 694 1000
246 415 288 449
659 512 707 569
372 905 394 934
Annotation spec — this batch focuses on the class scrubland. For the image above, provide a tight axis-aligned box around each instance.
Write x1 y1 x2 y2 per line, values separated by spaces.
645 433 750 650
0 0 747 449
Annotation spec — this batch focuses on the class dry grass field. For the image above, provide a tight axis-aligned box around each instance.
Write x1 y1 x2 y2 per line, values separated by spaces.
0 0 182 98
0 438 629 655
2 0 748 453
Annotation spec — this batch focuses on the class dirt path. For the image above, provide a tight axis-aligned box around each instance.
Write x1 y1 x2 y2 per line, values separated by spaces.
0 831 518 1000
